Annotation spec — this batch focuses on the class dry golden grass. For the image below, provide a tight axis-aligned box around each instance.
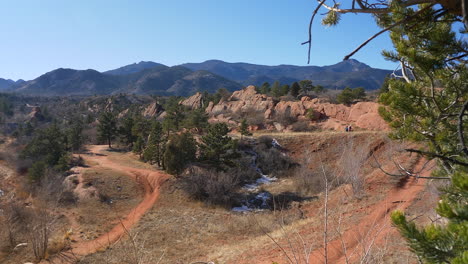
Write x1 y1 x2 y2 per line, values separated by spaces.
75 167 143 241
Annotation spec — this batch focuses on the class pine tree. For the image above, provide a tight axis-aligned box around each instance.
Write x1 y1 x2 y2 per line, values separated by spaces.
119 116 137 148
163 132 197 175
280 84 290 96
68 117 84 152
143 121 165 166
97 111 117 148
260 82 271 95
271 81 281 98
199 123 239 171
239 119 252 139
133 136 145 159
183 108 209 132
372 3 468 262
290 82 301 98
163 97 185 132
299 80 314 94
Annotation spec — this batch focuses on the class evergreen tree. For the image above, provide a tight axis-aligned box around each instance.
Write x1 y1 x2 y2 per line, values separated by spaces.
132 136 145 159
351 87 366 100
371 3 468 262
183 108 209 132
199 123 239 171
68 118 84 152
260 82 271 95
313 85 325 93
163 97 185 132
21 123 67 167
299 80 314 94
143 121 165 166
280 84 290 96
163 132 197 175
97 111 117 148
271 81 281 97
28 160 47 182
336 87 354 105
119 116 137 148
290 82 301 98
239 119 252 139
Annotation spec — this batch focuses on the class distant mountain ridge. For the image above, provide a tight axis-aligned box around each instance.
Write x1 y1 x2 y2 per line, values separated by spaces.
0 78 25 91
11 65 242 96
5 59 391 96
104 61 167 76
182 59 391 90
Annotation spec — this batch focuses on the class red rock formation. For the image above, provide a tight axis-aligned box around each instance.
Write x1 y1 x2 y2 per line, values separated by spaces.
180 92 204 109
142 102 164 117
204 86 390 131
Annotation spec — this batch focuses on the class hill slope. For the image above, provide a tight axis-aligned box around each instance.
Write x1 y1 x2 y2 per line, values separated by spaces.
12 66 242 96
182 59 391 90
104 61 167 76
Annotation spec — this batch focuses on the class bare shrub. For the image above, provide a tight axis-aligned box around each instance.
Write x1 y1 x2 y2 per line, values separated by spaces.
336 139 369 199
258 135 274 148
182 168 240 207
294 166 325 196
28 208 51 261
275 111 297 126
256 147 293 177
290 120 316 132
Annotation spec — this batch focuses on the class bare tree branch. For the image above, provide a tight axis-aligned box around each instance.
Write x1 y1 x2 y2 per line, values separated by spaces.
405 148 468 167
458 100 468 157
343 4 435 60
302 0 328 64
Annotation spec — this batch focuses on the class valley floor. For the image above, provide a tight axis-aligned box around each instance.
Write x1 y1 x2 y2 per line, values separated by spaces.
1 131 440 264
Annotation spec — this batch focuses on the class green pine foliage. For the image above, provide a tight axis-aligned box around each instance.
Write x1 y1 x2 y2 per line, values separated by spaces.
97 111 117 148
271 81 281 97
299 80 314 94
132 136 145 158
199 123 239 171
183 108 209 132
163 132 197 175
280 84 290 96
290 82 301 97
372 2 468 262
392 170 468 263
337 87 366 105
143 121 166 166
260 82 271 95
118 116 137 148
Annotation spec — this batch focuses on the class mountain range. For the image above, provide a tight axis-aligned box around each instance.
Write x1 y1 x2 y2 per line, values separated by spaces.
2 60 392 97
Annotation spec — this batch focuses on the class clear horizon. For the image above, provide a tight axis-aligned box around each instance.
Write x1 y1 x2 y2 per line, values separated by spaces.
1 0 398 81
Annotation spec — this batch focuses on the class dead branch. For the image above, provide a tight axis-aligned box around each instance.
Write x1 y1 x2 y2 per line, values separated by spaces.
404 148 468 167
458 100 468 157
302 0 328 64
343 4 436 60
371 154 450 180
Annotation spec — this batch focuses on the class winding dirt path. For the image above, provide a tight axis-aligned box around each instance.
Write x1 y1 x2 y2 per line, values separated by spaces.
238 158 432 264
309 159 430 264
50 145 169 263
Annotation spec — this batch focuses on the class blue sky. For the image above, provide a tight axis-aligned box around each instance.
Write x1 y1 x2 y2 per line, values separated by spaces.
0 0 398 80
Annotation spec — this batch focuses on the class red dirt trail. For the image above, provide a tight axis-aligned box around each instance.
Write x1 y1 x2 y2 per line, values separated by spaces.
47 145 169 263
247 158 431 264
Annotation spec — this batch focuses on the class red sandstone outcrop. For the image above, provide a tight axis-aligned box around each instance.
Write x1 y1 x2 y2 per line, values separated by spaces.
180 92 205 109
207 86 276 119
204 86 389 131
28 106 44 121
142 102 164 117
